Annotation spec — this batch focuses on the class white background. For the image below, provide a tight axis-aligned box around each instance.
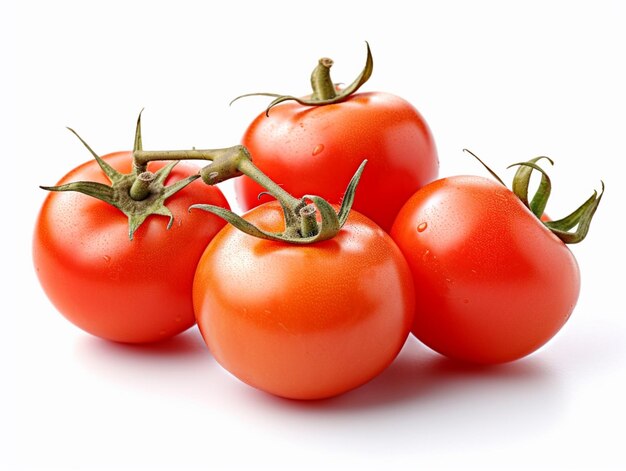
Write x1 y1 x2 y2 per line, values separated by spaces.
2 1 625 470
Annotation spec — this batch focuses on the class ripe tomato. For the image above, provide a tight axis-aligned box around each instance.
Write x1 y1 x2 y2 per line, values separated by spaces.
33 152 229 343
193 202 415 400
390 175 581 364
235 92 438 232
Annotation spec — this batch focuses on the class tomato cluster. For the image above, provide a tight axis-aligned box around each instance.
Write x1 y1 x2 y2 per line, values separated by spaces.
33 44 603 400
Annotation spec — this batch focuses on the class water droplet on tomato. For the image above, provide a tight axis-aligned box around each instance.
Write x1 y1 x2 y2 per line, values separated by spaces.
417 222 428 232
103 255 111 263
312 144 325 156
463 298 469 304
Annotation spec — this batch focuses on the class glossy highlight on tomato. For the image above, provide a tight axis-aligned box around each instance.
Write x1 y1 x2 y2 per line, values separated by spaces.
236 91 438 232
33 152 229 343
193 202 415 399
391 175 581 364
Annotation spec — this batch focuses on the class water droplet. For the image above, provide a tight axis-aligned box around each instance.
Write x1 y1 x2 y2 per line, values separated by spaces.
312 144 325 156
463 298 469 304
103 255 111 263
417 222 428 232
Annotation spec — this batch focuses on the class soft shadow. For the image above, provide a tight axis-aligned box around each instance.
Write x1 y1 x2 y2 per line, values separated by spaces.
259 337 557 412
75 327 210 360
235 337 566 450
74 327 216 398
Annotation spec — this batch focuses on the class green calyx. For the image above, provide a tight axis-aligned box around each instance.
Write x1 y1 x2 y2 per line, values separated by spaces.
464 149 604 244
133 143 367 243
191 159 368 244
41 113 199 240
230 41 374 116
43 110 366 245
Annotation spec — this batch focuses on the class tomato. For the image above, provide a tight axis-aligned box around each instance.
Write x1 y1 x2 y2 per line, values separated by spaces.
390 175 581 364
193 202 415 400
33 152 229 343
235 92 438 232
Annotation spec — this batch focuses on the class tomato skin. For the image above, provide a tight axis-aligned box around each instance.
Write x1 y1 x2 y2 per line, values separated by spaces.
390 176 580 364
33 152 229 344
193 202 415 400
236 92 438 232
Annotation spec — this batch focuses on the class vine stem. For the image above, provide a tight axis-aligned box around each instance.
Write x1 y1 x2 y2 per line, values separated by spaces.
237 156 301 208
134 147 233 166
134 145 301 216
127 106 366 244
51 113 364 243
133 143 366 243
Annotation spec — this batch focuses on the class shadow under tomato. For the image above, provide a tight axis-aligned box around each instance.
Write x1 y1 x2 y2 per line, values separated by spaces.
76 326 210 359
74 327 215 389
232 336 566 451
73 326 220 405
265 336 559 412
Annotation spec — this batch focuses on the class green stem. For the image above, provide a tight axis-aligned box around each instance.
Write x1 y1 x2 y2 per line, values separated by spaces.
310 58 337 101
237 156 301 209
133 147 239 167
133 142 368 243
134 144 304 221
55 114 365 243
135 145 303 211
299 204 319 237
129 171 155 201
230 42 373 115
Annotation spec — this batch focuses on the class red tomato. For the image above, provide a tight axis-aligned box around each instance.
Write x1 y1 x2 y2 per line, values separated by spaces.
193 202 415 400
235 92 438 232
33 152 229 343
390 175 580 364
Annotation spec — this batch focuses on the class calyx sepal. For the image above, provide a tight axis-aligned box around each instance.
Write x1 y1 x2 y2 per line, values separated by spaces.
508 160 604 244
231 42 373 116
41 115 199 240
190 160 367 244
464 149 604 244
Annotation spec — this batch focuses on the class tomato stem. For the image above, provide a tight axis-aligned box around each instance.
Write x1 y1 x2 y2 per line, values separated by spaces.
134 137 367 243
47 111 366 244
310 57 338 101
41 126 200 240
237 156 302 209
299 204 319 237
129 171 156 201
128 110 355 243
134 147 240 166
465 149 604 244
230 42 374 115
134 146 301 209
191 159 368 244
